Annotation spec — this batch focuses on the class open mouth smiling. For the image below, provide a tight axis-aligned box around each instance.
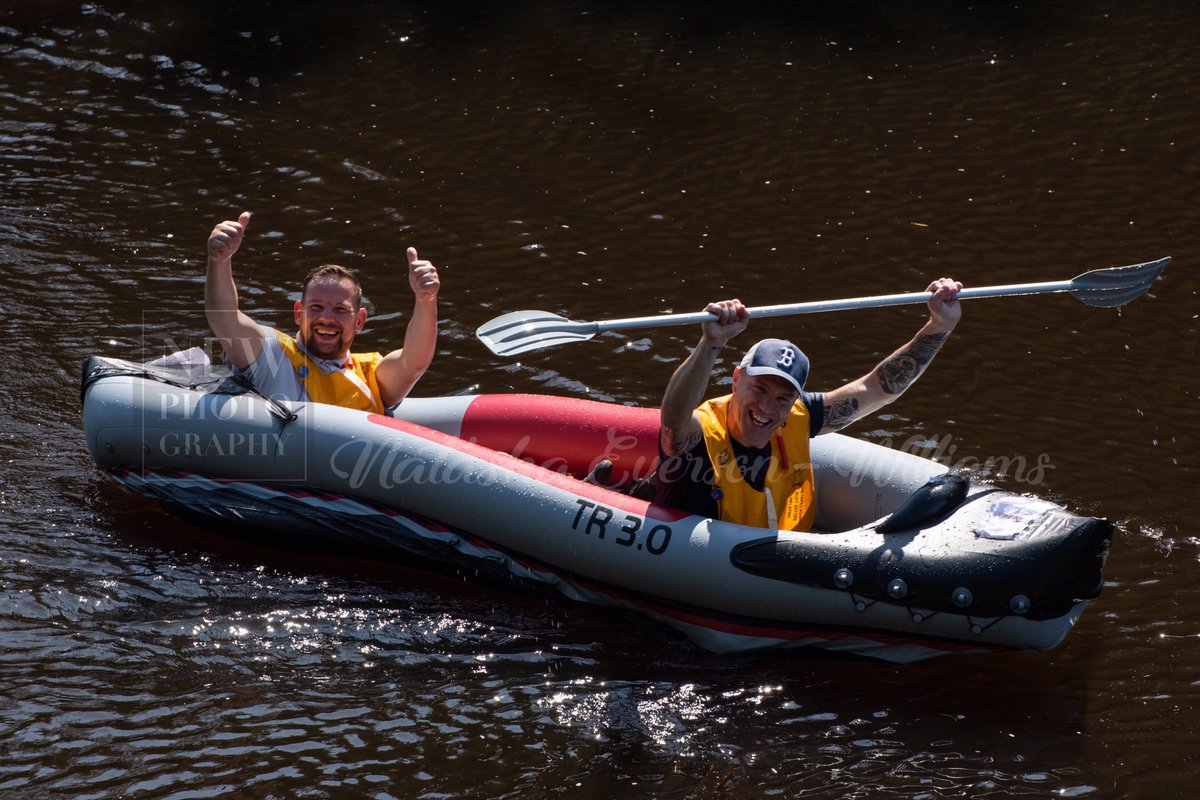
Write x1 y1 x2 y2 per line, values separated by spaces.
748 409 773 428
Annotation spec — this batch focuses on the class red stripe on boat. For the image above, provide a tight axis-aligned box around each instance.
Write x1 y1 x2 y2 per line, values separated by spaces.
459 394 661 483
368 413 687 522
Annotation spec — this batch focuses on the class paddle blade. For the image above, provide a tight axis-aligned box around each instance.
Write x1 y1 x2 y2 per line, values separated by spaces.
1069 257 1169 308
475 310 600 357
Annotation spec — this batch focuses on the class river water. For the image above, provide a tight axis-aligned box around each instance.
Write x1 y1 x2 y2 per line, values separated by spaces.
3 1 1199 797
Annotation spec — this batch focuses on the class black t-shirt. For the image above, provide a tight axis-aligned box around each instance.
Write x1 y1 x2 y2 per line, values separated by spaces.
655 392 825 519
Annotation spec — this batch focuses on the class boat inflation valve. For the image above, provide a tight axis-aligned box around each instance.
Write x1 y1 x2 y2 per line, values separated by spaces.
833 568 854 589
951 587 973 608
1010 595 1032 615
887 578 908 600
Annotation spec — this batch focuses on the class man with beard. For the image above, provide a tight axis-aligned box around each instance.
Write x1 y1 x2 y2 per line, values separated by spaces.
656 279 961 531
204 211 440 412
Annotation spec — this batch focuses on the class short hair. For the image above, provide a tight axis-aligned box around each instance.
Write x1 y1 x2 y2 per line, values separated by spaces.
301 264 362 309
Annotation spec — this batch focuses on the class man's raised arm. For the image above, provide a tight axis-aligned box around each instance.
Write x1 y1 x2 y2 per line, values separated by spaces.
376 246 440 407
660 299 749 456
204 211 264 371
819 277 962 434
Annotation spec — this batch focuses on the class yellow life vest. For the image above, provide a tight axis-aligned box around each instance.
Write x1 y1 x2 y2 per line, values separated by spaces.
695 394 816 531
274 329 385 413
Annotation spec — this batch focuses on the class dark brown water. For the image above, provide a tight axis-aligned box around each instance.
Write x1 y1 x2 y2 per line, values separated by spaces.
3 1 1199 797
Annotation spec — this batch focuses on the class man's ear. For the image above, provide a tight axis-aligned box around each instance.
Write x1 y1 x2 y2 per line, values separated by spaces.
294 299 304 326
355 307 367 332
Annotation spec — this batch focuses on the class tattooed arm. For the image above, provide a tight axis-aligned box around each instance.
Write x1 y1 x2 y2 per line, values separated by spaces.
817 277 962 435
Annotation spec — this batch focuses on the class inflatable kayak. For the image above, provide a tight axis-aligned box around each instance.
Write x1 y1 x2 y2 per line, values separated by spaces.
80 354 1112 663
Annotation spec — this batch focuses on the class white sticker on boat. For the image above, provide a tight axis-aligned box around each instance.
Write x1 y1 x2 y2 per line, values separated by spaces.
974 497 1058 540
147 346 212 369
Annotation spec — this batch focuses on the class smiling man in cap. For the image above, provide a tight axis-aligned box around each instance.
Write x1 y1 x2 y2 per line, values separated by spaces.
657 279 962 531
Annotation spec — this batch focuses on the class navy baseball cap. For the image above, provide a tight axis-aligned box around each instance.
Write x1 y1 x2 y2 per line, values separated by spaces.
739 338 809 394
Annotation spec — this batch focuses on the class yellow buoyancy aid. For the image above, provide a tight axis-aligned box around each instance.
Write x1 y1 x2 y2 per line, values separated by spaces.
275 329 385 413
695 394 816 531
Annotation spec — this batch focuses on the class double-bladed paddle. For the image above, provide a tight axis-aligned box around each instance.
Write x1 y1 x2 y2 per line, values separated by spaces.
476 257 1169 357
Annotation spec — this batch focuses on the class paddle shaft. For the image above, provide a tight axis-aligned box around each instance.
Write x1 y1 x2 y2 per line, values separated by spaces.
475 258 1166 356
594 279 1075 334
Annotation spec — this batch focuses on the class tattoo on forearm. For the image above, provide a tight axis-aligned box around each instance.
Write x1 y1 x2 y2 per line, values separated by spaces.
824 398 859 431
877 358 920 395
876 332 948 395
662 427 701 457
907 332 948 364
